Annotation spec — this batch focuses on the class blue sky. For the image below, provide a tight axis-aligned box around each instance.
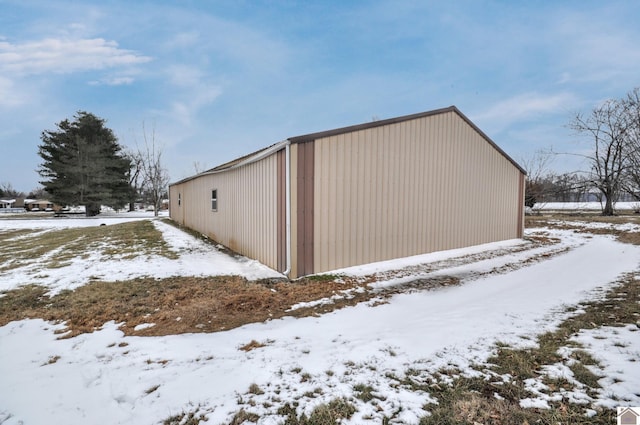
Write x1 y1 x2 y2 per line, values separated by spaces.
1 0 639 192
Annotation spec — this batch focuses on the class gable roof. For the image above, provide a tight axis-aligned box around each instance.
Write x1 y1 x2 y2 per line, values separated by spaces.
288 106 525 174
171 105 525 185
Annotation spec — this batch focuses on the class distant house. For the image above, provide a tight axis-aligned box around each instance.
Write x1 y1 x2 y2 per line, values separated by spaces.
25 199 61 212
0 199 15 209
0 198 27 213
169 106 526 278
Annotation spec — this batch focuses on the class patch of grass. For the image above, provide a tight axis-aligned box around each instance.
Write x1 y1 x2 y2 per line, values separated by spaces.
571 349 598 365
569 362 602 389
353 383 376 402
42 355 60 365
163 409 207 425
239 340 270 352
0 220 176 274
228 409 260 424
417 373 614 425
248 383 264 395
0 274 371 337
300 372 311 383
0 284 48 319
277 398 356 425
302 388 324 399
419 272 640 424
305 274 341 282
421 391 532 425
305 398 356 424
617 231 640 245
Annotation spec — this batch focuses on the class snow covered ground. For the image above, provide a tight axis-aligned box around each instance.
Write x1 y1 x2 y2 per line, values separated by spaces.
0 212 282 295
0 215 639 424
533 201 639 211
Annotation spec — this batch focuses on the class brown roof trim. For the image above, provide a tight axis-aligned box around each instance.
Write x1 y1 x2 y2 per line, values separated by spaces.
170 140 288 185
288 105 526 175
288 106 457 143
208 142 279 172
452 107 526 175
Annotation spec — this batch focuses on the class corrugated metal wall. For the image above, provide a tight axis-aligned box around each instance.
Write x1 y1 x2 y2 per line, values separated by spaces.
169 153 281 271
312 110 523 273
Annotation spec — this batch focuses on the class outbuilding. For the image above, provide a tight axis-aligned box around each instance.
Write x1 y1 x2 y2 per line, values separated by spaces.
169 106 526 278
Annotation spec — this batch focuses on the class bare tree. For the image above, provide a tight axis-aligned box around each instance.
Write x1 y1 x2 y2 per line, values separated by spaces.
521 150 555 208
125 149 144 211
569 99 630 215
193 161 208 174
27 187 49 199
0 182 23 198
621 88 640 201
136 123 169 217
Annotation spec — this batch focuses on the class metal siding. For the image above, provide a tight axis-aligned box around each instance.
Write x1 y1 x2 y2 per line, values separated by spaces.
277 150 286 272
296 142 315 276
289 144 300 278
311 111 523 273
169 153 280 271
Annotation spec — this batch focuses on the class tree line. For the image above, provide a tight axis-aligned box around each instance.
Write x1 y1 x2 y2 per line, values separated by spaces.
525 87 640 215
37 111 169 217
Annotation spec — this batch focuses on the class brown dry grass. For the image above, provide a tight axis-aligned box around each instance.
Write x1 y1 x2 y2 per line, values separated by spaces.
0 276 374 337
618 231 640 244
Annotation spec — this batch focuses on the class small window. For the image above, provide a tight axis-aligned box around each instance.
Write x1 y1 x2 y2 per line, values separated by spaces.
211 189 217 211
178 193 181 206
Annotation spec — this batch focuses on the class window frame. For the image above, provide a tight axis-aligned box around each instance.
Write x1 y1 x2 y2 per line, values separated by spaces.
211 189 218 211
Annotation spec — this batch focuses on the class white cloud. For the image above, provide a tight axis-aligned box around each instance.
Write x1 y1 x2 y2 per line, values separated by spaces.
473 92 577 126
0 37 152 75
88 76 135 86
168 84 222 127
165 31 201 50
546 9 640 87
0 76 26 108
165 65 206 87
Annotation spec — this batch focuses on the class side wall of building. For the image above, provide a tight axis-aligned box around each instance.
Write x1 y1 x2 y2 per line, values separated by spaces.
309 110 524 274
169 152 283 271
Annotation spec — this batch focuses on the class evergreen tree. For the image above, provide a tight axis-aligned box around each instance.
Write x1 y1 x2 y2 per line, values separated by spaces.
38 112 131 216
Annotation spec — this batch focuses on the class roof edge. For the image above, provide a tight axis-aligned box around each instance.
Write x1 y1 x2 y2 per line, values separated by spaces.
451 107 527 175
170 139 289 186
287 106 457 144
288 105 526 175
170 105 526 187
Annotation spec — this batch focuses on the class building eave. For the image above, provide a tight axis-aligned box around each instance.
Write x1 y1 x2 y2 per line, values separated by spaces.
170 105 526 187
